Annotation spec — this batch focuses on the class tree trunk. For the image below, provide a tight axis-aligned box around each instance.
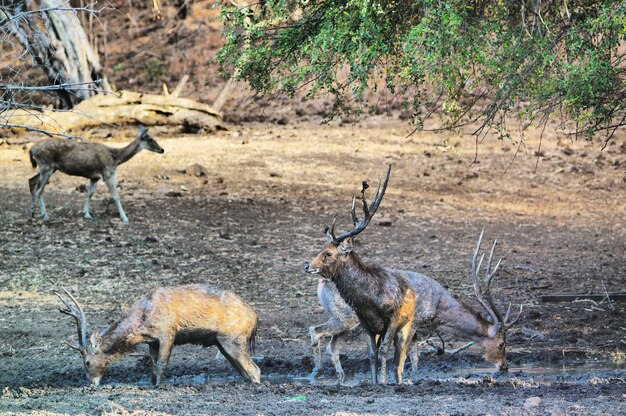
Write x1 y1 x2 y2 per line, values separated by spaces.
3 90 225 135
1 0 109 108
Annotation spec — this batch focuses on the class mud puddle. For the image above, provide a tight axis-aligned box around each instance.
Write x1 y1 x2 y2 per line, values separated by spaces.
417 362 625 384
119 361 624 389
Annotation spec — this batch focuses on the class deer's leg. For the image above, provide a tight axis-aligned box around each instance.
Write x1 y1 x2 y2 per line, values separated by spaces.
29 174 40 217
154 336 174 386
367 334 379 384
327 332 349 384
378 324 401 385
35 168 54 221
393 323 412 384
149 342 159 385
216 338 261 383
436 332 446 355
83 178 99 220
309 326 323 381
308 319 351 380
103 173 129 224
408 333 420 374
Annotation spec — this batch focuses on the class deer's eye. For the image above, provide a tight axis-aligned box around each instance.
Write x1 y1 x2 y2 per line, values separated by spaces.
499 342 505 349
85 360 91 368
324 252 333 258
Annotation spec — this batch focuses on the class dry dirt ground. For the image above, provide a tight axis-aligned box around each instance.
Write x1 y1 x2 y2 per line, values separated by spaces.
0 122 624 415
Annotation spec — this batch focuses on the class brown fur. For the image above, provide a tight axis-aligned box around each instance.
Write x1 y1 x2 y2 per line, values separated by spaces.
308 240 520 383
28 126 164 223
306 239 416 385
59 284 260 386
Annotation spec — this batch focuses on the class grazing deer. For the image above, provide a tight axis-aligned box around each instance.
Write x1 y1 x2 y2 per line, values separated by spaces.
54 285 261 386
308 231 523 383
29 126 164 223
304 166 417 385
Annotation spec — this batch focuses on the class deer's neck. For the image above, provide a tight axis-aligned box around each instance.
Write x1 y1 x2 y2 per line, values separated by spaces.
437 299 493 342
331 254 402 334
99 317 139 358
110 138 142 166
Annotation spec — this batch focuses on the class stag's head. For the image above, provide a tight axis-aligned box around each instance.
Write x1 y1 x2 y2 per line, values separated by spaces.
304 165 391 280
54 289 110 386
137 126 165 154
471 231 523 371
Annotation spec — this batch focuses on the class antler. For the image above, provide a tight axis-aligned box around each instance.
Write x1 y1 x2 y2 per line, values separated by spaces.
328 165 391 243
471 231 522 328
54 288 88 352
503 302 524 329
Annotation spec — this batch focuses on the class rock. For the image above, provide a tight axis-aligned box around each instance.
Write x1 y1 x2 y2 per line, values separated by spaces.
563 148 574 156
524 396 542 409
521 327 546 340
181 163 208 177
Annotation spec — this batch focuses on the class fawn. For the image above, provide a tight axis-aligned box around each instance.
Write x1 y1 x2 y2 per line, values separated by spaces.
29 126 164 223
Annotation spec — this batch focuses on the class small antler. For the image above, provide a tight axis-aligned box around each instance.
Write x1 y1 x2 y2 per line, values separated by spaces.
330 165 391 243
471 231 522 329
54 288 88 352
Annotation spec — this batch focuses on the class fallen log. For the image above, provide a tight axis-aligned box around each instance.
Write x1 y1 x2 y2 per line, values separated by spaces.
2 90 224 135
540 293 626 302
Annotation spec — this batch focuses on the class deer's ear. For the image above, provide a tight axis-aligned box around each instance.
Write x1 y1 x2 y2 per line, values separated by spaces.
339 238 354 254
325 226 334 243
90 332 102 351
137 125 148 138
487 323 502 338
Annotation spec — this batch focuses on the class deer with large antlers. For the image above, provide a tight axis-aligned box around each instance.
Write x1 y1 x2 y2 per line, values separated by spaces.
308 231 523 383
54 285 261 386
29 126 164 223
304 165 417 385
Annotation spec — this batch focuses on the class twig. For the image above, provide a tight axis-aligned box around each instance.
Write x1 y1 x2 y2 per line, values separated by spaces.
601 280 615 311
447 342 474 355
0 123 82 139
172 75 189 98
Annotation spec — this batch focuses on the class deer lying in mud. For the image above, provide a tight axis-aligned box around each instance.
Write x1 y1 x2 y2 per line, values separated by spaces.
29 126 164 223
308 231 523 383
304 166 417 385
55 285 260 386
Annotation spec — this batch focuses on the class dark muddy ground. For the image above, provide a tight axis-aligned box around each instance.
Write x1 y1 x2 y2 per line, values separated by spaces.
0 122 624 415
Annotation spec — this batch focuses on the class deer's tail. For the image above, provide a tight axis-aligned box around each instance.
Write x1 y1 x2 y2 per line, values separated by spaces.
29 149 37 168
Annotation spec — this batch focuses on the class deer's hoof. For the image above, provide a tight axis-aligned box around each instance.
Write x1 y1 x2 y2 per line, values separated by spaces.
84 213 93 220
121 217 129 225
42 214 49 221
307 369 320 381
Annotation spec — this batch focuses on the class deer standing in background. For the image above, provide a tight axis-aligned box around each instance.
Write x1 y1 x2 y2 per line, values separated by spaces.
308 231 523 383
55 285 261 386
29 126 164 223
304 166 417 385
